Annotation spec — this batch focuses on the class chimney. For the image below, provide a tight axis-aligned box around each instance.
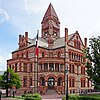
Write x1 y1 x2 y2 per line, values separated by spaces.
19 34 21 48
25 32 28 40
84 38 87 47
19 34 21 43
65 28 68 43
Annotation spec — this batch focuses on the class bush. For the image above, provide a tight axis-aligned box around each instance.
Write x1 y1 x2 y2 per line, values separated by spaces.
62 94 100 100
22 94 26 97
69 94 78 100
25 93 42 100
79 96 100 100
62 94 78 100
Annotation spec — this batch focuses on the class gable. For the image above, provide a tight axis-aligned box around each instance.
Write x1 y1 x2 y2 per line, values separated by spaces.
68 31 85 49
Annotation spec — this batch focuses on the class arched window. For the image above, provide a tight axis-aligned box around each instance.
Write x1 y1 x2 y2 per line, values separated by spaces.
57 77 62 86
23 77 27 87
58 52 60 57
40 77 45 86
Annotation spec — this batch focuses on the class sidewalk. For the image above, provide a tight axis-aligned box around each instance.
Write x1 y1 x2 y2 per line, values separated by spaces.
42 94 64 100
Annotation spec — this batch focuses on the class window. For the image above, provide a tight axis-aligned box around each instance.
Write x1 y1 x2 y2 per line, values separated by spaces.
60 64 63 71
26 52 28 58
81 67 85 75
72 78 75 87
42 52 44 57
23 77 27 87
17 54 19 58
23 63 27 72
81 79 85 87
29 64 32 72
9 65 11 69
30 78 32 86
39 64 42 71
49 52 53 57
69 78 71 87
49 63 54 71
58 77 62 86
22 53 23 57
55 63 59 71
87 79 90 87
74 38 80 49
58 52 60 57
44 63 48 71
69 78 75 87
69 64 71 73
69 65 74 73
40 77 45 86
15 63 17 72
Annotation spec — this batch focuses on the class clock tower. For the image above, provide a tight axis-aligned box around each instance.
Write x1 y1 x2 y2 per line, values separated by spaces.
41 3 60 42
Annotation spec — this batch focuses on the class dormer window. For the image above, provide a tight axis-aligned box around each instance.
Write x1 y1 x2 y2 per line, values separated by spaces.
42 52 44 57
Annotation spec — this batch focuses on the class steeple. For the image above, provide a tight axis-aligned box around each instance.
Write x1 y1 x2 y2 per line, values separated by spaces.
41 3 60 42
42 3 59 23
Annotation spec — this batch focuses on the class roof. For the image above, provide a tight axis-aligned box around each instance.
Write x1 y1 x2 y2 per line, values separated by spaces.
13 33 75 52
42 3 59 22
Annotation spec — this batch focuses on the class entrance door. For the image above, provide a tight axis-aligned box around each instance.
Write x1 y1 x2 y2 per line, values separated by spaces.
48 77 55 89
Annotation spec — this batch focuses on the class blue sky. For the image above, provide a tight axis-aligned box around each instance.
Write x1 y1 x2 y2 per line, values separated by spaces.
0 0 100 70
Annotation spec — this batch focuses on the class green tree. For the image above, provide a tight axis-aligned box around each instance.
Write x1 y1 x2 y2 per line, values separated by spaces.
84 36 100 89
0 68 21 89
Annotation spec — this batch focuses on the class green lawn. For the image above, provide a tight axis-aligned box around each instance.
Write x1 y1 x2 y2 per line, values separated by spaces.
62 94 100 100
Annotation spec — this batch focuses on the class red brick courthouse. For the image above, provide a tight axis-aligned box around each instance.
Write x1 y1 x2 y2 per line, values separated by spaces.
7 3 92 95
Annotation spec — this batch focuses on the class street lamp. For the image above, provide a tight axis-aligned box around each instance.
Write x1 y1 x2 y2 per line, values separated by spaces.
65 65 69 100
6 68 10 97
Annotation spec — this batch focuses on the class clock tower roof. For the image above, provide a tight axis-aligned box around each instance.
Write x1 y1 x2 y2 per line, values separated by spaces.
42 3 59 23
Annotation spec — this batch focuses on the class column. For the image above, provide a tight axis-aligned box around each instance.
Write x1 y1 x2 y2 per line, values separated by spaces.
54 63 55 71
42 63 44 71
46 81 48 86
48 63 49 71
59 63 60 71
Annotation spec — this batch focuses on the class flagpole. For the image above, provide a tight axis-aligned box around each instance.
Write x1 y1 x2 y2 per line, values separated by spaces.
36 30 39 93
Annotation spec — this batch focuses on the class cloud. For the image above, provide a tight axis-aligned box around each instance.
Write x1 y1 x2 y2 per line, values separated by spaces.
24 0 51 14
0 54 11 71
0 8 9 24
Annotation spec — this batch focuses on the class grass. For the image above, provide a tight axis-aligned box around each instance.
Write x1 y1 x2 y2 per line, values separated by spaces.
62 94 100 100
